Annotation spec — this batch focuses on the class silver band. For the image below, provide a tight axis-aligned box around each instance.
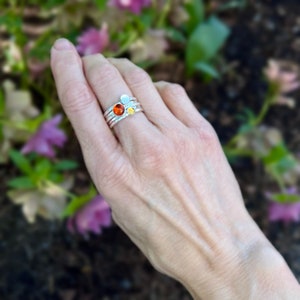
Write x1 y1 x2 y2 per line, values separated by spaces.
104 94 143 128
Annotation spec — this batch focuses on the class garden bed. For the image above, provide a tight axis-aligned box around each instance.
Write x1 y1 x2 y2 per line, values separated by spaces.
1 1 300 299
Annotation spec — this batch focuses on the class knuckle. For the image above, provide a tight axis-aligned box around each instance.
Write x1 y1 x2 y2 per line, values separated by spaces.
125 67 151 88
89 62 119 86
60 80 95 113
164 128 199 163
195 121 220 149
118 57 131 64
161 82 186 98
138 139 173 172
173 132 197 157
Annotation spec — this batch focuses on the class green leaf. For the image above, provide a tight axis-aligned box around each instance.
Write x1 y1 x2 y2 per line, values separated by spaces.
0 13 22 31
275 157 298 173
48 172 63 183
0 89 4 141
236 108 256 123
25 0 65 9
7 176 35 189
9 150 32 175
23 106 52 133
217 0 247 11
0 89 4 115
184 0 205 34
140 9 155 28
194 61 220 78
166 27 186 44
0 12 27 46
186 16 230 75
264 144 298 179
54 160 78 171
34 158 52 179
263 144 289 165
42 0 65 9
62 186 97 217
238 123 254 135
224 151 240 164
94 0 108 10
29 31 56 61
271 193 300 204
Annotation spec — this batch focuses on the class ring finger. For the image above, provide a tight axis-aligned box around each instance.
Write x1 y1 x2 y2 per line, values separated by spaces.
82 54 155 148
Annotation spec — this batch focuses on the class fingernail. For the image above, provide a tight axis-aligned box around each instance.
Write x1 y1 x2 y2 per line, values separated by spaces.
53 38 73 51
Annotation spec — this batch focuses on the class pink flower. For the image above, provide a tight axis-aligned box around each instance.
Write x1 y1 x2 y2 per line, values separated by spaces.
109 0 151 14
21 114 67 158
27 58 49 79
67 195 111 236
268 202 300 224
76 24 109 56
264 59 300 108
267 187 300 223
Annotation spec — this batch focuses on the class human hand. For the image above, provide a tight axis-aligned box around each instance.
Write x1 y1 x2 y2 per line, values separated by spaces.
50 38 300 299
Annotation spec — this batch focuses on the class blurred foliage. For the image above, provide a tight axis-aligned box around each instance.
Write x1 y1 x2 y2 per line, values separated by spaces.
63 185 97 217
225 59 300 205
1 0 300 226
186 15 230 77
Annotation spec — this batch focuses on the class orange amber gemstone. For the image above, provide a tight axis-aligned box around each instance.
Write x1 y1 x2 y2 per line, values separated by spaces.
113 103 125 116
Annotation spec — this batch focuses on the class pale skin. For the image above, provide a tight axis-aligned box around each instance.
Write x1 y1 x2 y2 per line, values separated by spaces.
50 38 300 299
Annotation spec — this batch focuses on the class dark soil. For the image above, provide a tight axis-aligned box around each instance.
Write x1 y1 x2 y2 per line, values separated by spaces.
1 1 300 299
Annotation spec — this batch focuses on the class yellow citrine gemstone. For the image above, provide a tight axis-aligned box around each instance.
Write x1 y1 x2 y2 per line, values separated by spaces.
127 107 135 115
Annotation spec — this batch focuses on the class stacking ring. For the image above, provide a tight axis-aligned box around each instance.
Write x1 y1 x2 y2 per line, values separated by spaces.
104 94 143 128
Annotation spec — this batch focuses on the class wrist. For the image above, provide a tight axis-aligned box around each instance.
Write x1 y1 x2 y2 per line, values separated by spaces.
177 215 300 299
235 239 300 299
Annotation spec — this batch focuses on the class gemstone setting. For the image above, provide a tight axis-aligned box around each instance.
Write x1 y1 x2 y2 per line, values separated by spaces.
113 103 125 116
120 94 131 104
127 107 135 115
104 95 143 128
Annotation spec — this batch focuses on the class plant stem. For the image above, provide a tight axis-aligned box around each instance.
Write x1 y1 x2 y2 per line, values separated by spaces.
157 0 172 28
0 119 33 132
225 88 276 150
111 31 138 57
223 147 253 157
253 96 272 126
